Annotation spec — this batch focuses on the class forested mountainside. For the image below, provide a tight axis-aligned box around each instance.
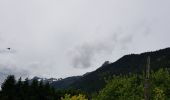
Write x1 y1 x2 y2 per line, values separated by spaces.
1 47 170 100
51 47 170 93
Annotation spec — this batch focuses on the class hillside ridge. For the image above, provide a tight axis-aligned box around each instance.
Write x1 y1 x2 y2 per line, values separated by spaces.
51 47 170 93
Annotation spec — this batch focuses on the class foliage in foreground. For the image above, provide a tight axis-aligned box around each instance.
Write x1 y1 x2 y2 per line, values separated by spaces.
61 94 87 100
93 69 170 100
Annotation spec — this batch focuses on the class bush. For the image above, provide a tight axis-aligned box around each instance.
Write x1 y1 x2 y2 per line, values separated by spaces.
93 69 170 100
61 94 88 100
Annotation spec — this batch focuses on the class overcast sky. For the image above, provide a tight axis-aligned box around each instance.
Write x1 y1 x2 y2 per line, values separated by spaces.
0 0 170 79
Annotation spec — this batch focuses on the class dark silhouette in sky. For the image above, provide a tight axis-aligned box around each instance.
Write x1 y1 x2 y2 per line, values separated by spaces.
7 48 11 50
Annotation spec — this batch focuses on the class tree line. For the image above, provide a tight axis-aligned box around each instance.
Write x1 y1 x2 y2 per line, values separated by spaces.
0 75 88 100
0 68 170 100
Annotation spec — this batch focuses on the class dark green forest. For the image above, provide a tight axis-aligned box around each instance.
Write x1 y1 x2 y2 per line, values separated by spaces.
0 75 88 100
0 68 170 100
93 68 170 100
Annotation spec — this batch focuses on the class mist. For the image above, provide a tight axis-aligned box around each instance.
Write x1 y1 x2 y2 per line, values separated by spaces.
0 0 170 79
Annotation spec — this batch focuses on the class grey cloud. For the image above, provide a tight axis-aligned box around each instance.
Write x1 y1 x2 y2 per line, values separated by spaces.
70 30 134 68
0 67 29 77
133 20 153 36
0 61 29 77
71 43 109 68
0 66 29 86
119 34 133 50
0 49 17 54
70 22 153 68
0 0 170 78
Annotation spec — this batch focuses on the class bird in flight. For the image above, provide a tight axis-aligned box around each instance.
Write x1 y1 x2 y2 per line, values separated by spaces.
7 48 11 50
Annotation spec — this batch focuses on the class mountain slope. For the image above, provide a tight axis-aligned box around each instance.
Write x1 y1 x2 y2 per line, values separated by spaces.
51 47 170 93
50 76 81 89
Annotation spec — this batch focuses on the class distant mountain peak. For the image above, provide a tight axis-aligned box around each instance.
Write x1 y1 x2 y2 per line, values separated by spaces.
102 61 110 67
50 47 170 93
